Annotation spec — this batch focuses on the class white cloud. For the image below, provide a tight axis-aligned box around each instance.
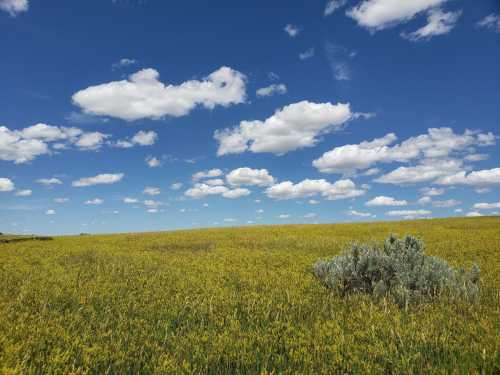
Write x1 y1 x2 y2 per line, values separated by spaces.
466 211 483 217
313 128 494 175
224 218 236 222
215 101 353 156
15 189 31 196
145 156 161 168
123 197 138 204
299 48 315 60
304 213 317 218
325 0 347 16
363 168 381 176
112 58 137 70
473 202 500 210
436 168 500 187
386 209 431 217
477 13 500 32
401 9 461 41
347 0 448 31
147 208 159 214
192 169 223 181
256 84 287 97
74 132 110 150
375 159 463 185
284 24 300 37
46 209 56 215
0 178 15 192
37 177 62 186
432 199 461 208
475 187 491 194
0 124 121 163
170 182 183 190
226 168 275 187
0 0 28 16
143 186 161 196
184 182 250 200
144 199 162 208
420 187 444 196
72 66 246 121
53 198 69 203
308 199 320 205
417 196 432 205
204 178 225 186
114 131 158 148
347 209 374 217
185 183 228 199
222 188 250 199
266 178 365 201
85 198 104 205
464 154 489 162
72 173 124 187
365 195 407 206
454 208 463 213
278 214 291 219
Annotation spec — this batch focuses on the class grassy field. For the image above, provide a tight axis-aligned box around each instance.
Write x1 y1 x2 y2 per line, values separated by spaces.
0 217 499 374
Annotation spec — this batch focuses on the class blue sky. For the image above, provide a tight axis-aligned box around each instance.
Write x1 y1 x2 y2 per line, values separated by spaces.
1 0 499 235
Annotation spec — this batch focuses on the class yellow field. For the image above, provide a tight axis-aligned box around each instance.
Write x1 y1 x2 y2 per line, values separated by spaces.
0 217 499 374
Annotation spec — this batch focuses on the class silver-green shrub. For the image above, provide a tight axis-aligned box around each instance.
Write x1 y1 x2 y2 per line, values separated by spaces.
314 234 480 306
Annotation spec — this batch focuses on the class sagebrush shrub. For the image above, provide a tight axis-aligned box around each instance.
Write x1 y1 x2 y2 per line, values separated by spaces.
314 234 480 306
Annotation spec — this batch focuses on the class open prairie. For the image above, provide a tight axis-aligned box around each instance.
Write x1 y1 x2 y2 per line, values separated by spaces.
0 217 499 374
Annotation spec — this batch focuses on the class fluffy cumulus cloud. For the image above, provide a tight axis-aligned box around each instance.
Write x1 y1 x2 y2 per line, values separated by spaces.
365 195 407 206
192 169 223 181
204 178 225 186
226 168 275 187
221 188 251 199
0 123 149 163
74 132 110 150
114 131 158 148
313 128 495 175
184 183 250 199
436 168 500 187
401 8 461 41
347 0 449 31
123 197 138 204
266 178 365 201
0 0 28 16
0 177 15 192
375 159 463 185
72 67 246 121
473 202 500 210
46 209 56 215
72 173 124 187
215 101 354 156
256 84 287 97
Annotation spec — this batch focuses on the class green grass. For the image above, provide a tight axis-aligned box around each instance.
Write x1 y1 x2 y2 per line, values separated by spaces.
0 217 499 374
